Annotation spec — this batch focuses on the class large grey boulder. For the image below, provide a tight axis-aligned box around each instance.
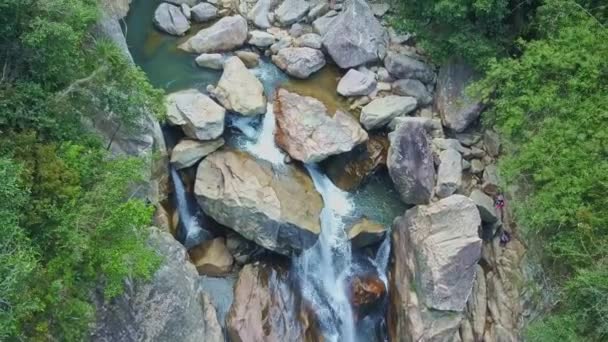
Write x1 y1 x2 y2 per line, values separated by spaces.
470 189 498 223
312 11 338 36
153 3 190 36
248 0 275 28
191 3 219 23
435 148 462 198
272 47 326 79
360 95 417 130
384 52 434 84
166 90 225 140
93 228 224 342
195 150 323 255
322 0 388 68
274 88 368 163
170 138 225 170
211 57 267 116
275 0 310 26
436 60 484 132
387 121 435 205
179 15 248 53
337 69 377 97
392 79 433 105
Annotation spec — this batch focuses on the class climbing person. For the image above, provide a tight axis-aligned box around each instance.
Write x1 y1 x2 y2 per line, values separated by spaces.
499 230 511 247
494 194 505 222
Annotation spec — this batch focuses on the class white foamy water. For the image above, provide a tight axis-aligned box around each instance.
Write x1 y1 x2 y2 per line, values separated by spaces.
372 236 391 287
170 167 207 248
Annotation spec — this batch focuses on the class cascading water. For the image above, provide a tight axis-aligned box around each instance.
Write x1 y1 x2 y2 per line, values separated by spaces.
373 236 391 288
170 167 210 249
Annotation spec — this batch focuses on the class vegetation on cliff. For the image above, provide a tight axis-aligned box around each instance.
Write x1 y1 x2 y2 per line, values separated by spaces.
0 0 163 339
397 0 607 339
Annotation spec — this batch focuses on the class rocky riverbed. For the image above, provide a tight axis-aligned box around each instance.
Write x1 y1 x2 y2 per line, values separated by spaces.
94 0 530 341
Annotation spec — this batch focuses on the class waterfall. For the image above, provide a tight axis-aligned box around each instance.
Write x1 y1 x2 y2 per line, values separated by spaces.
295 165 356 342
373 236 391 288
170 167 209 249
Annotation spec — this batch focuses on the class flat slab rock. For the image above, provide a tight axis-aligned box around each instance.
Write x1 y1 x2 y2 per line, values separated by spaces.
272 47 326 79
153 3 190 36
274 88 368 163
179 15 248 53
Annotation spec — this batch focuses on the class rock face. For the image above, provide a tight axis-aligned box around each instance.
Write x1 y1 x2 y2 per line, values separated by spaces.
384 52 434 84
436 60 484 132
272 47 326 79
389 196 482 341
392 79 433 105
189 237 234 276
350 274 387 312
170 138 225 169
274 88 368 163
227 263 317 342
387 121 435 205
322 0 388 68
275 0 310 26
93 228 224 342
179 15 248 53
191 3 218 22
194 150 323 255
153 3 190 36
166 89 225 140
212 57 267 116
435 148 463 198
324 135 389 191
360 95 418 130
337 69 377 97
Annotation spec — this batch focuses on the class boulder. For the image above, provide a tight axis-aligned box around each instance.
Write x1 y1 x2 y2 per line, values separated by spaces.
384 52 434 84
337 69 377 97
360 95 417 130
212 57 267 116
435 148 463 198
272 47 326 79
166 90 225 140
470 189 498 223
484 129 501 157
93 228 224 342
170 138 225 169
194 149 323 255
275 0 310 26
227 263 318 341
191 3 218 22
324 135 389 191
350 274 387 312
274 88 368 163
322 0 388 68
189 237 234 276
270 37 293 54
195 53 224 69
392 79 433 105
482 164 500 196
295 33 323 49
436 60 484 132
248 30 276 47
179 15 248 53
347 217 386 248
470 159 484 174
234 50 260 68
248 0 274 29
312 12 337 37
387 121 435 205
181 4 192 20
225 232 261 265
153 3 190 36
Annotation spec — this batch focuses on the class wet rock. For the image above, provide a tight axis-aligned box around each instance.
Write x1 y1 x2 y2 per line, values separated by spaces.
467 265 487 341
384 52 434 84
195 53 224 70
360 95 417 130
191 3 219 22
484 129 501 157
234 50 260 68
93 228 224 342
274 88 368 163
212 57 267 116
392 79 432 105
195 149 322 255
189 237 234 276
337 69 377 97
470 189 498 223
295 33 323 49
153 3 190 36
225 232 261 264
166 89 225 140
350 275 387 312
272 47 325 78
387 121 435 205
435 148 463 198
170 138 225 169
322 0 388 68
324 135 389 191
436 60 484 132
248 30 276 47
227 263 318 341
179 15 248 53
248 0 274 29
275 0 310 26
347 217 386 248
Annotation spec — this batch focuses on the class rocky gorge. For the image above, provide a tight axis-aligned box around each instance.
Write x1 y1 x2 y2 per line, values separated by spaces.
94 0 532 341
